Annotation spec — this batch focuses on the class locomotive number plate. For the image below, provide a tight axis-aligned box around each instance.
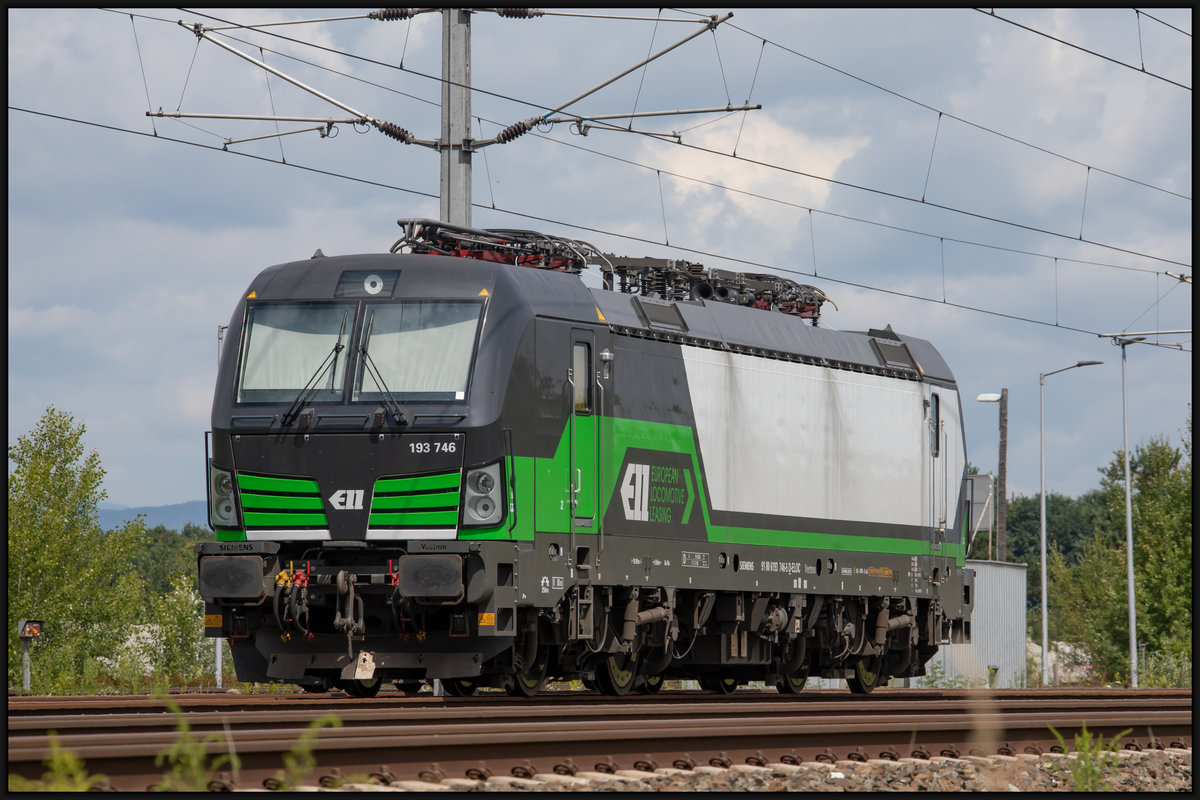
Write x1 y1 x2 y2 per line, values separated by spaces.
407 439 459 454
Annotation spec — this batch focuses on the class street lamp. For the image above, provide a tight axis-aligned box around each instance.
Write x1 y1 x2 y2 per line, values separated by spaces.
1098 329 1190 688
1039 360 1102 686
1113 337 1144 687
976 389 1008 560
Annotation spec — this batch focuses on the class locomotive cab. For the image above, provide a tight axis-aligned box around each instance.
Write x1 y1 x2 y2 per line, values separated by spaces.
198 249 550 694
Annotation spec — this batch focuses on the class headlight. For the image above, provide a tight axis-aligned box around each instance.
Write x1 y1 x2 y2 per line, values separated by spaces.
462 462 503 526
469 495 497 519
470 471 495 494
209 463 239 527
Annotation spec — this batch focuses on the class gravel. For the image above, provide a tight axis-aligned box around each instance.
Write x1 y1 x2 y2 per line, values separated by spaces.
311 747 1191 792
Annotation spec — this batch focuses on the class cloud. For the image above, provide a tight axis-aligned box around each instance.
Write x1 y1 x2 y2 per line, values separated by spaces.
641 113 870 260
7 304 103 338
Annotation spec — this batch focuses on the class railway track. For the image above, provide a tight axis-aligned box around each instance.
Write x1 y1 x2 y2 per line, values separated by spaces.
8 687 1191 791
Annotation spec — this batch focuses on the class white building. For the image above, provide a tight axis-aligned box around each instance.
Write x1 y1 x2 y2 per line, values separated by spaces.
926 559 1028 688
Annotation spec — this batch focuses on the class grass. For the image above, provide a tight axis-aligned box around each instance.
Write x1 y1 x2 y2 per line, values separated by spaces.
1048 723 1132 792
8 710 353 792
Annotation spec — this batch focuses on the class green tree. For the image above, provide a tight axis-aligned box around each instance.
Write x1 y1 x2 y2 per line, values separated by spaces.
1046 535 1127 678
1101 424 1192 664
133 523 210 595
8 406 148 693
1004 489 1116 639
1050 414 1192 683
137 573 212 689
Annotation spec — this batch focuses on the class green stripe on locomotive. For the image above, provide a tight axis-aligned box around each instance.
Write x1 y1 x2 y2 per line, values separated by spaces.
464 415 966 566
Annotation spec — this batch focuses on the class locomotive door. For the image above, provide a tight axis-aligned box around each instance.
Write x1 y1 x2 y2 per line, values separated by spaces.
929 391 947 540
569 330 599 532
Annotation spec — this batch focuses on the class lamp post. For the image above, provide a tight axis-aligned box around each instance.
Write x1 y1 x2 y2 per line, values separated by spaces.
976 389 1008 560
1097 329 1190 687
1116 338 1142 687
1039 360 1102 686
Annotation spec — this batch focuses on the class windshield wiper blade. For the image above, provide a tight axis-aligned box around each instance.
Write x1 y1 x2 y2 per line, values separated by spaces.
281 311 348 427
360 310 407 426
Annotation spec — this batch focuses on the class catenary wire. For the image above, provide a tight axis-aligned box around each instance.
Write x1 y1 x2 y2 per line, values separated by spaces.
117 8 1191 272
1134 8 1192 38
44 12 1196 323
163 10 1192 269
9 105 1188 352
723 16 1189 203
133 9 1194 276
147 7 1192 205
975 8 1191 91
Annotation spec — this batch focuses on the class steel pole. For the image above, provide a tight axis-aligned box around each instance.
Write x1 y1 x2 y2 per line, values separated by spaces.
440 9 472 226
998 388 1008 560
1121 342 1138 687
1037 359 1102 688
1039 374 1048 686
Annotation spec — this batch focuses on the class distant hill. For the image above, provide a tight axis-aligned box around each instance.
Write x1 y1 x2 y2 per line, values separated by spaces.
100 500 208 532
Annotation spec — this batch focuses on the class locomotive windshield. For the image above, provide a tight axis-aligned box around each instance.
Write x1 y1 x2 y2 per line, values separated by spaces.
354 300 482 402
237 302 353 403
234 299 483 405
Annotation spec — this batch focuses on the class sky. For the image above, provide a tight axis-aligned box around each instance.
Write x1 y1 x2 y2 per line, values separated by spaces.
8 8 1192 514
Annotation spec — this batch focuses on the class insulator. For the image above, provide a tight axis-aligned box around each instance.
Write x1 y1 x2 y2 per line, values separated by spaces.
376 120 413 143
497 8 544 19
496 119 531 144
653 272 668 299
369 9 413 21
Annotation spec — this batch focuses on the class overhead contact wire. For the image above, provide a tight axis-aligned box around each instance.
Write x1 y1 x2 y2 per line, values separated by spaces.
727 18 1190 201
130 14 157 135
977 8 1192 91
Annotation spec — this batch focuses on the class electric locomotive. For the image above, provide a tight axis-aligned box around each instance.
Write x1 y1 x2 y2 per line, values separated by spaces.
196 219 974 697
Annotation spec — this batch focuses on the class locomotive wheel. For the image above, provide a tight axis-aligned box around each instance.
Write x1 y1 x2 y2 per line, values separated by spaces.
700 674 739 694
441 678 481 697
298 677 330 694
847 654 885 694
777 644 812 694
505 650 550 697
393 680 424 695
594 652 639 696
776 662 811 694
338 677 383 698
639 672 665 694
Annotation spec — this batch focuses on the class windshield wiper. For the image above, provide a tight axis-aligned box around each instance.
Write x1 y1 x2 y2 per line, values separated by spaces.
281 310 348 427
359 310 407 426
